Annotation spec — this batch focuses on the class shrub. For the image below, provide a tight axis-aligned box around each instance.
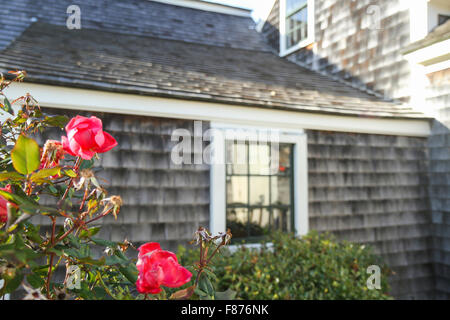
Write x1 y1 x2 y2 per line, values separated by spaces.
178 231 393 300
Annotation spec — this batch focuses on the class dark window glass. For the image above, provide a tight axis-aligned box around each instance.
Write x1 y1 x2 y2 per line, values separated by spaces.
225 141 295 242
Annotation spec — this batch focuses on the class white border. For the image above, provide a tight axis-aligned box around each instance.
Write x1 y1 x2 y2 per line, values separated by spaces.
209 122 308 237
403 38 450 70
150 0 251 17
4 83 431 137
279 0 315 57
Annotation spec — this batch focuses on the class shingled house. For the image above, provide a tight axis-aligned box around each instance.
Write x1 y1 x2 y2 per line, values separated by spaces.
0 0 448 299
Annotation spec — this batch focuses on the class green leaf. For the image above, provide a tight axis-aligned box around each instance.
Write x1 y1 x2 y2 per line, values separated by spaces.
0 189 57 215
0 171 25 182
194 287 207 297
43 115 69 128
79 227 101 239
1 96 14 114
198 274 215 296
64 169 77 178
11 135 40 174
215 288 237 300
27 273 45 289
119 264 139 284
30 167 61 182
90 238 116 247
105 255 125 266
4 271 24 294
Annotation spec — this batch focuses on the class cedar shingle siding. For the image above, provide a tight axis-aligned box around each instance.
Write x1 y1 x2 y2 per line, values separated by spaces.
34 110 210 252
307 130 433 299
264 0 412 101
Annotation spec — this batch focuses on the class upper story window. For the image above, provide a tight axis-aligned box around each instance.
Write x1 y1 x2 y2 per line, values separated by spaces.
285 0 308 49
280 0 314 57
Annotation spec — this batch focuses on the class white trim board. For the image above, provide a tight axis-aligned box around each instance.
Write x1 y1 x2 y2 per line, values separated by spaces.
279 0 315 57
5 82 430 137
149 0 251 17
403 38 450 70
209 122 308 237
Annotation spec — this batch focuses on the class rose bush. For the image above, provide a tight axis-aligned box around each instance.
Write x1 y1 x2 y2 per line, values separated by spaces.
0 71 230 300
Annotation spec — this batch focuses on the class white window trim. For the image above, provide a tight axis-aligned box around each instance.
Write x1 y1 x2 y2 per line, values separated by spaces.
209 122 308 240
279 0 315 57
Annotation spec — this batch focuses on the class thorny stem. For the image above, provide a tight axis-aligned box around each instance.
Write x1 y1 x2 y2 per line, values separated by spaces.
96 272 118 300
45 216 57 299
194 239 226 288
79 186 89 213
85 207 113 225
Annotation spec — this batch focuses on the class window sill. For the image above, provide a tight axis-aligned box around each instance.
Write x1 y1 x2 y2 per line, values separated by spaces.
227 241 274 254
279 38 314 57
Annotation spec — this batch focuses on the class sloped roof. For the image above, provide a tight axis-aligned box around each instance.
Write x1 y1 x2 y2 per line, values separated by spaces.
0 0 428 119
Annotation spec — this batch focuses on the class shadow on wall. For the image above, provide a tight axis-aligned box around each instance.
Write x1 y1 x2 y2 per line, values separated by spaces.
261 11 409 102
428 120 450 299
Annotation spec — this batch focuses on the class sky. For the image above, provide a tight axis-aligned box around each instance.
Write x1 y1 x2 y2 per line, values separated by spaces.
206 0 274 22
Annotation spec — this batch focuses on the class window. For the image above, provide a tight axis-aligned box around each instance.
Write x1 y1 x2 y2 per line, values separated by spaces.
209 123 308 243
280 0 314 57
285 0 308 49
226 141 294 241
438 14 450 26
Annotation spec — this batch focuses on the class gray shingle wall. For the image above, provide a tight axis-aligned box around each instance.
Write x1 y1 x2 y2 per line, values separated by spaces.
307 130 434 299
263 0 412 101
34 109 210 252
426 69 450 299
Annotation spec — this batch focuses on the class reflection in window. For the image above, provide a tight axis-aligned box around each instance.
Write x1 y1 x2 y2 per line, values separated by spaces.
285 0 308 49
226 141 294 242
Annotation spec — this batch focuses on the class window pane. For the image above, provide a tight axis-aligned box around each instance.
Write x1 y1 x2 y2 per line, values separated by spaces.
227 176 247 206
271 176 290 205
227 208 248 239
249 142 271 175
226 141 247 175
286 6 308 49
286 0 307 15
273 208 292 232
249 176 270 206
249 208 270 237
278 143 292 175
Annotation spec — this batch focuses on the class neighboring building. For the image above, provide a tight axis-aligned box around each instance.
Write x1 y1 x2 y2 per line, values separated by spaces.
259 0 450 299
0 0 448 299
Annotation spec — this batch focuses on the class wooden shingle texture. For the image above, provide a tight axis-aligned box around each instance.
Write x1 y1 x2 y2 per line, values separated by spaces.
307 130 434 299
34 109 210 252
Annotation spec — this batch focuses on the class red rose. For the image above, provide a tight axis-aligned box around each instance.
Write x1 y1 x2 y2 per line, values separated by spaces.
136 242 192 294
62 116 117 160
0 185 13 223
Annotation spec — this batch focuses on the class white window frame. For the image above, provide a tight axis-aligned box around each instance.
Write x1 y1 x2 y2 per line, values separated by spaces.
209 122 308 239
279 0 315 57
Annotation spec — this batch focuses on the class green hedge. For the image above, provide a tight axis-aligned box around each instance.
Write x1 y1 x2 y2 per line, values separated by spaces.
178 231 392 300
